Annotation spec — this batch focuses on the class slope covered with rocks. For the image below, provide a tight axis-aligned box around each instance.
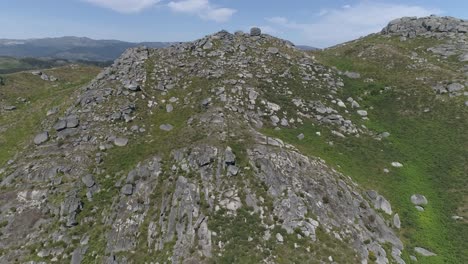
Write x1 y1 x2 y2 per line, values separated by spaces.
0 28 410 264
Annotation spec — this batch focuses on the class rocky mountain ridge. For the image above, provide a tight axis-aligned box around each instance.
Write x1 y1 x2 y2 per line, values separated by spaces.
0 29 407 264
0 16 467 264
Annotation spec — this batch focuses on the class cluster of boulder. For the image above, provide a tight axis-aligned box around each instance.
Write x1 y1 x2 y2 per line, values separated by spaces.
31 70 58 82
382 15 468 38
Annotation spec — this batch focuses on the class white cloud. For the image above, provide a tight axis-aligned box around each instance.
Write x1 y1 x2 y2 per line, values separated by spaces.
83 0 160 13
267 2 441 47
168 0 236 22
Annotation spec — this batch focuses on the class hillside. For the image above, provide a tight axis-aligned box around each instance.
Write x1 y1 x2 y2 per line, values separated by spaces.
0 16 467 264
0 56 109 74
309 16 468 263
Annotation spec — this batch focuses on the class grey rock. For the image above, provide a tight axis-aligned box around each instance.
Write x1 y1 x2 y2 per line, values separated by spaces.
126 84 140 91
3 105 16 111
160 124 174 131
227 165 239 176
460 53 468 62
447 83 464 92
201 97 212 107
270 115 280 125
357 110 368 117
432 84 447 94
382 15 468 37
267 47 279 54
367 190 378 200
411 194 428 206
166 104 173 113
250 27 261 36
34 132 49 145
351 100 360 108
375 195 392 215
121 184 133 195
414 247 437 256
393 213 401 229
203 41 213 50
47 107 58 117
452 215 463 221
66 116 80 128
41 74 49 81
81 174 95 188
381 132 391 138
61 191 83 227
332 130 345 138
71 246 88 264
297 133 305 140
114 137 128 147
225 146 236 165
415 206 425 211
53 120 67 131
276 233 284 243
344 71 361 79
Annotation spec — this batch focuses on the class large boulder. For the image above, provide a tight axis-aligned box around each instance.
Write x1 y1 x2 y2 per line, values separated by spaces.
81 174 95 188
250 27 262 36
33 132 49 145
411 194 428 206
114 137 129 147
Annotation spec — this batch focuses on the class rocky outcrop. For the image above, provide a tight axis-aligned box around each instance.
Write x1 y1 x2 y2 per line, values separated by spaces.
0 29 405 264
382 15 468 38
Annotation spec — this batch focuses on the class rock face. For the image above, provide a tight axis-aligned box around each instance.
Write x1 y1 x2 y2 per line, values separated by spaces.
0 29 405 264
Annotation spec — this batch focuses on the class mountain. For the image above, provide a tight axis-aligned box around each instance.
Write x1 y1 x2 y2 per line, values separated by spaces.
0 36 174 62
0 16 467 264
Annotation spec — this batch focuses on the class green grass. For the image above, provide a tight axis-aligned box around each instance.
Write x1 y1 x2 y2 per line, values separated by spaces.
0 56 110 74
260 34 468 263
0 65 101 167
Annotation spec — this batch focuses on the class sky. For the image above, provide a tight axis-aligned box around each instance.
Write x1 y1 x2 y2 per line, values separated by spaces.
0 0 466 48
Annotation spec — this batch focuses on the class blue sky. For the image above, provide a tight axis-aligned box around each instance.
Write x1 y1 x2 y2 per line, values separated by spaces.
0 0 466 47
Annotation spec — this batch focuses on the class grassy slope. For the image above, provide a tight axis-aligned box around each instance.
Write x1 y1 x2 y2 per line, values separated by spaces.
0 56 110 74
264 35 467 263
0 65 101 166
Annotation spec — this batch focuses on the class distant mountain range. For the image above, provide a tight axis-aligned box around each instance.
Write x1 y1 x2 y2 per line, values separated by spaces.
296 45 320 51
0 37 174 62
0 36 318 62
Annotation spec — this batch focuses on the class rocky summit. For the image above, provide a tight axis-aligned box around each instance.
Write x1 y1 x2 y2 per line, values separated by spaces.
0 15 467 264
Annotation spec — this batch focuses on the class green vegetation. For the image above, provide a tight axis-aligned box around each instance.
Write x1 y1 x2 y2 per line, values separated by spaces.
0 56 110 74
0 65 101 168
261 35 467 263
